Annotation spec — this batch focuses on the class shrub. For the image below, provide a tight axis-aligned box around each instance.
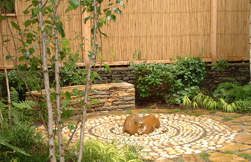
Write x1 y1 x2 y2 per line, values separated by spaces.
0 70 42 100
172 55 207 86
132 55 206 104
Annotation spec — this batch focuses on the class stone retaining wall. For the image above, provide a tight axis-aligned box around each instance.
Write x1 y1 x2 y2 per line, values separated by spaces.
26 82 135 112
201 63 250 90
96 63 250 90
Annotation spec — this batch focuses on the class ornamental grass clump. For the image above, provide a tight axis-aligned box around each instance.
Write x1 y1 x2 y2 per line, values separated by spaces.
183 80 251 114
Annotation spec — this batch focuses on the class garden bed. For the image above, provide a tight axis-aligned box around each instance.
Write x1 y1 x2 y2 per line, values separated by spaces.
26 82 135 112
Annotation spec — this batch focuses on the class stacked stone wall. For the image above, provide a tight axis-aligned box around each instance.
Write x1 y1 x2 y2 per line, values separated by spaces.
26 82 135 112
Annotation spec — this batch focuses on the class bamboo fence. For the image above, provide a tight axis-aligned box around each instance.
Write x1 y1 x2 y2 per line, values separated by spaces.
0 0 249 69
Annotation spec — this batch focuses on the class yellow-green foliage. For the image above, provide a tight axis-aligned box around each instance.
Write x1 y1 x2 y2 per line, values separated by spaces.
77 139 144 162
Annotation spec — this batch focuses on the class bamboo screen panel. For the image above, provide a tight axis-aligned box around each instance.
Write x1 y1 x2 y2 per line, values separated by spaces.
0 0 84 69
0 16 20 68
217 0 249 61
98 0 212 65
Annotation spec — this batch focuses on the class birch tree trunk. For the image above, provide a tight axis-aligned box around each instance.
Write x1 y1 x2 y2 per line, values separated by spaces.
249 0 251 83
0 27 6 124
77 0 98 161
0 5 11 123
53 0 64 161
38 0 56 161
2 38 11 123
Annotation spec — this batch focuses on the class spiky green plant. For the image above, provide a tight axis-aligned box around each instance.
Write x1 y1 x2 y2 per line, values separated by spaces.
183 93 249 113
66 139 144 162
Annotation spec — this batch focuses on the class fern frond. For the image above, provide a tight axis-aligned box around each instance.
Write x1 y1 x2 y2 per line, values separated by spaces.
10 87 19 103
12 100 36 110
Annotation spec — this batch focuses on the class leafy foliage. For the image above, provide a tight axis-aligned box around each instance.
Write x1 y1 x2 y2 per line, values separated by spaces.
172 55 207 86
183 81 251 114
65 139 145 162
132 55 206 104
0 122 48 162
0 70 42 100
211 58 229 71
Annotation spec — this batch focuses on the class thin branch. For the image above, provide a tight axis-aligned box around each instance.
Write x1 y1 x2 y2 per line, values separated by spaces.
65 120 80 149
77 0 98 161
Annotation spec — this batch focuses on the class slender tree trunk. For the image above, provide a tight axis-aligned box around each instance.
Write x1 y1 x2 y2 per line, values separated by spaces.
53 0 64 161
0 26 6 124
3 41 11 123
249 0 251 83
0 4 12 123
77 0 98 161
38 1 56 161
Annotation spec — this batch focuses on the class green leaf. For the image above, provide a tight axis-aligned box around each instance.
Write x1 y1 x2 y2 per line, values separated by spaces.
0 134 30 156
4 39 10 42
19 56 26 62
67 122 76 131
92 89 100 94
56 21 65 37
104 63 111 73
65 91 71 100
113 7 122 14
68 0 80 9
24 20 32 27
6 55 13 60
62 38 70 47
0 16 6 20
107 3 114 6
62 100 70 107
73 88 79 94
2 1 14 11
32 8 41 17
98 29 108 37
84 16 93 23
32 0 39 6
32 18 38 24
92 99 99 105
65 5 74 13
11 21 21 31
111 15 116 22
62 108 73 119
18 64 27 71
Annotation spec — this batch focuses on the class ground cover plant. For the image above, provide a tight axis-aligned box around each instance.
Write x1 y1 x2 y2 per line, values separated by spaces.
183 80 251 114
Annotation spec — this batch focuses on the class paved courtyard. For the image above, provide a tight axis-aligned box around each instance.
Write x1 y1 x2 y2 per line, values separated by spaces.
37 108 251 161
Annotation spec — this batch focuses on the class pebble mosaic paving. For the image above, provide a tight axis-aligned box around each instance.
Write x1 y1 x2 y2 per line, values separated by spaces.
74 113 239 160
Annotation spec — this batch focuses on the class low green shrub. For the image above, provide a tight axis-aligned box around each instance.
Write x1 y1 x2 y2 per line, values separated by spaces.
132 55 206 104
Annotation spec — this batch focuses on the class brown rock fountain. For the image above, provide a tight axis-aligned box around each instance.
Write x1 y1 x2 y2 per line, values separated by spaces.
123 114 160 135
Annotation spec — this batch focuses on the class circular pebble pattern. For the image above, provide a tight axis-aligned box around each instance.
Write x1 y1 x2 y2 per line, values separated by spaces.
82 113 239 159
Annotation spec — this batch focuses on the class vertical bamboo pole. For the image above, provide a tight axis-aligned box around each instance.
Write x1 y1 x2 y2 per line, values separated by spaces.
211 0 217 62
